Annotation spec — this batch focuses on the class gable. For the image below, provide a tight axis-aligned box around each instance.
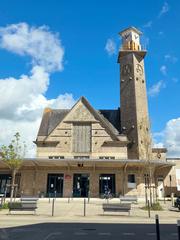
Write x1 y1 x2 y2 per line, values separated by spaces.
63 100 98 123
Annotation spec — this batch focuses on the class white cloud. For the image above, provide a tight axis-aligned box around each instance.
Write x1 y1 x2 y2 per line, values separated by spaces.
165 54 178 63
143 21 153 28
148 80 165 97
154 118 180 157
160 65 167 75
0 23 76 157
158 2 169 18
105 38 116 56
0 23 64 72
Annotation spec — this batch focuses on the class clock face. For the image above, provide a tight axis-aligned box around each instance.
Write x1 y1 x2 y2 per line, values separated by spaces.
121 64 132 76
124 33 130 40
134 34 139 40
136 64 143 76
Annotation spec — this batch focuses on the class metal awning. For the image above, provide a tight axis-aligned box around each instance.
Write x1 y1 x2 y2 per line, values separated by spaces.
0 158 174 169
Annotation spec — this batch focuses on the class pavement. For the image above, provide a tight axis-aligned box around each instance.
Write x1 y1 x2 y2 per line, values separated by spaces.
0 198 180 228
0 223 179 240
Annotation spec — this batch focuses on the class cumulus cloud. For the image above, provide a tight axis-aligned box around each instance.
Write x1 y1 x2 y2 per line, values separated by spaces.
0 23 64 72
160 65 167 75
0 23 76 157
148 80 166 97
105 38 116 56
158 2 169 18
154 118 180 157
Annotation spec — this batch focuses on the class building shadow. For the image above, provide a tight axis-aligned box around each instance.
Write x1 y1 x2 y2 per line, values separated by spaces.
0 222 178 240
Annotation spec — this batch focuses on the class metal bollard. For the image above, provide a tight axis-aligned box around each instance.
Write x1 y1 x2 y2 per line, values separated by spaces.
68 196 70 203
155 214 160 240
177 220 180 240
148 200 151 218
84 198 86 216
52 198 55 216
88 191 90 203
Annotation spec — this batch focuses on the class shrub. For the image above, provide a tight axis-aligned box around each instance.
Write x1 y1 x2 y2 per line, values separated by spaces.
0 203 9 210
141 202 163 211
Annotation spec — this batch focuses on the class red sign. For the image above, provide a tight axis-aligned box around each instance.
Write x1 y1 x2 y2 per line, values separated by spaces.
65 174 72 180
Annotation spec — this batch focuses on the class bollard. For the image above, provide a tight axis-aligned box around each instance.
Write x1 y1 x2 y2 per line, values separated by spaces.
52 198 55 216
84 198 86 216
177 220 180 240
148 200 151 218
155 214 160 240
88 191 90 203
171 193 174 207
68 196 70 203
49 193 51 203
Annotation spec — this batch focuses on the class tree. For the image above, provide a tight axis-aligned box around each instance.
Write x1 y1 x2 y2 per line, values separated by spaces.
1 132 26 202
139 117 154 206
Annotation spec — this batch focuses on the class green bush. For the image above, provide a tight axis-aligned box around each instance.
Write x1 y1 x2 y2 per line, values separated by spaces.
0 202 9 210
141 202 163 211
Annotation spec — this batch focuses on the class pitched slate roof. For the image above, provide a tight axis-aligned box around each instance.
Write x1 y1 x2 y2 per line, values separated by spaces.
37 97 121 137
37 109 70 136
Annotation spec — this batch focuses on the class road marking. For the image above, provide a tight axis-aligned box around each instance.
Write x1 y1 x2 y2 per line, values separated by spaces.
74 232 88 235
11 229 35 233
123 232 135 236
44 232 62 240
98 232 111 236
147 233 156 236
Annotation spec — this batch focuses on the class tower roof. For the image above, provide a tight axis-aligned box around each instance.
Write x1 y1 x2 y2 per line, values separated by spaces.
119 26 142 36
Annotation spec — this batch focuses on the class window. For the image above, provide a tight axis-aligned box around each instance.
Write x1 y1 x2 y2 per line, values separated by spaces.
73 123 91 153
74 156 89 159
49 156 64 160
144 174 149 186
128 174 136 188
99 156 115 160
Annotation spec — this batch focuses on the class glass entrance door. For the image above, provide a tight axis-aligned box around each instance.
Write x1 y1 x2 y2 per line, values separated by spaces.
99 174 116 197
73 174 89 197
47 174 64 197
0 174 11 197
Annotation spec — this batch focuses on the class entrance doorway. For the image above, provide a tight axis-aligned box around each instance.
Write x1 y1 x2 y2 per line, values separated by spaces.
99 174 116 197
73 174 89 197
47 174 64 197
0 174 11 197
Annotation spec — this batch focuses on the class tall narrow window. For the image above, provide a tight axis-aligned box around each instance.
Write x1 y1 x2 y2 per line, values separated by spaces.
127 174 136 188
73 123 91 153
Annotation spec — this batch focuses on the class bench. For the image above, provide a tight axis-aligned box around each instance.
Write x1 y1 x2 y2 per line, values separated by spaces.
102 203 131 215
119 195 138 203
8 197 38 214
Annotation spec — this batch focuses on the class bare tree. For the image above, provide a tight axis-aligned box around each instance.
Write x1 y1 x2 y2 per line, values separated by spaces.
139 117 154 206
1 132 26 202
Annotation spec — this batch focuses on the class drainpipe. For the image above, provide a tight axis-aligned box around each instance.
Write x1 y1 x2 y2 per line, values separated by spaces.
123 163 128 196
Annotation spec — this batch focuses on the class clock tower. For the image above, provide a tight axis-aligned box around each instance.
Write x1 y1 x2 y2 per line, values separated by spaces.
118 27 151 160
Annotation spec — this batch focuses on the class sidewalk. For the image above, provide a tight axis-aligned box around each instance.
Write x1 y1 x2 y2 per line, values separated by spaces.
0 198 179 228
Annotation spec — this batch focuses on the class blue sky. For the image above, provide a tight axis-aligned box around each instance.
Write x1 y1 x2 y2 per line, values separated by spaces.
0 0 179 156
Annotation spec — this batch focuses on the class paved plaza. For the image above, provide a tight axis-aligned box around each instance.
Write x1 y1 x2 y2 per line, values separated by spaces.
0 198 180 228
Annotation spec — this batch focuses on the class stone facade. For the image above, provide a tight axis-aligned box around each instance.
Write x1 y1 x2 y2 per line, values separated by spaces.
0 26 174 199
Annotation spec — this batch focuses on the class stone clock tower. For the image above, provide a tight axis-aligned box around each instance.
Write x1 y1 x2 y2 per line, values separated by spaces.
118 27 151 160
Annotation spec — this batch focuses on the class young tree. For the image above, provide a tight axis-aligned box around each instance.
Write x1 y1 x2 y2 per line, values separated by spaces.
139 117 154 206
0 132 26 202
